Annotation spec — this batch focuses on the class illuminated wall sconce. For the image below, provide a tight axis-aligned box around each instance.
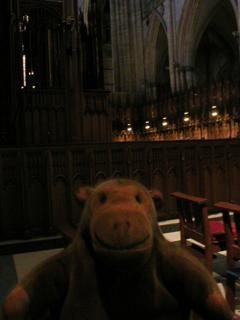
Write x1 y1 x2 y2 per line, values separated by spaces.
162 117 168 126
211 106 218 117
183 112 190 122
127 123 132 132
145 121 150 130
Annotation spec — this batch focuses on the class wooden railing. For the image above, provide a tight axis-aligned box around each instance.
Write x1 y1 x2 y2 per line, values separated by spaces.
0 138 240 240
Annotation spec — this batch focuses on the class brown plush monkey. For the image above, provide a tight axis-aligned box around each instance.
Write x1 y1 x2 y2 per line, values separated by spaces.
1 179 239 320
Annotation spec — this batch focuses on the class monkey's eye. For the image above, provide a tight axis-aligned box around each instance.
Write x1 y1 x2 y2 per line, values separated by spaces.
135 195 141 203
100 194 107 204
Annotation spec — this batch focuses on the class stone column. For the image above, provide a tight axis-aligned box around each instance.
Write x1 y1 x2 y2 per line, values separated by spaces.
63 0 84 142
109 0 145 95
233 1 240 62
167 0 176 93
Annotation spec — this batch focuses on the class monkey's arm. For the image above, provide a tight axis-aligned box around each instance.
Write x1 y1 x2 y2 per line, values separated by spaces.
159 241 236 320
1 245 73 320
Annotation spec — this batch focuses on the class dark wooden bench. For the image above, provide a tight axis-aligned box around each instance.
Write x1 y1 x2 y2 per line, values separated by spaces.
214 202 240 312
170 192 227 274
54 222 77 244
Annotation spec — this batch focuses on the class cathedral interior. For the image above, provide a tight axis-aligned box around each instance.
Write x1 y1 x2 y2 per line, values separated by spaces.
1 0 240 146
1 0 240 317
0 0 239 239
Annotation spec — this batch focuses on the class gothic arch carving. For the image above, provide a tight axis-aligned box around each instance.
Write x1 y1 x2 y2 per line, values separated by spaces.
185 166 197 196
177 0 202 67
145 10 167 85
152 168 164 192
19 3 62 19
132 169 144 184
94 172 107 185
178 0 238 88
112 170 124 179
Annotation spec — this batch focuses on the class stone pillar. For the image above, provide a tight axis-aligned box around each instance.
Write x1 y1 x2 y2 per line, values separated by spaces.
167 0 176 93
109 0 145 96
233 1 240 62
63 0 84 142
185 66 195 90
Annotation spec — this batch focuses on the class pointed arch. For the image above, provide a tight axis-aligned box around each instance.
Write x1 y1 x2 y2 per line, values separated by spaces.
177 0 201 67
177 0 238 87
112 170 124 179
94 172 107 185
145 10 167 85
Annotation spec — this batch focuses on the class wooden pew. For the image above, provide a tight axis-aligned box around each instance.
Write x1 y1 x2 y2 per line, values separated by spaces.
214 202 240 312
171 192 227 274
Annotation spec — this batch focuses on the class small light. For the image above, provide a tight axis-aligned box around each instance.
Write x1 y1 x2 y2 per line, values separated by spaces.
212 105 217 109
162 117 168 126
145 125 150 130
212 112 218 117
32 86 36 89
127 127 132 132
183 112 190 122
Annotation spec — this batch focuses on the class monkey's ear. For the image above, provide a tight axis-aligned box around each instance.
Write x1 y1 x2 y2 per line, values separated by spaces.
75 187 94 204
149 190 164 211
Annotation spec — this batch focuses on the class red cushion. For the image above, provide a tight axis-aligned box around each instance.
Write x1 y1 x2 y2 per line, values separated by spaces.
209 220 237 242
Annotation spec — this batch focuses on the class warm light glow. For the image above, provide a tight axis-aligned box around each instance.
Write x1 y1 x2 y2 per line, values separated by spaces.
22 55 26 87
127 123 132 132
211 106 218 116
183 112 190 122
162 117 168 126
145 125 150 130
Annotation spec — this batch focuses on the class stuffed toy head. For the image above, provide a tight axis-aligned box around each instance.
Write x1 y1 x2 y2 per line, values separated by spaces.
76 179 164 269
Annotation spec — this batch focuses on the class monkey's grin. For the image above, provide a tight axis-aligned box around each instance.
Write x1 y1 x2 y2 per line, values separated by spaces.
94 233 150 250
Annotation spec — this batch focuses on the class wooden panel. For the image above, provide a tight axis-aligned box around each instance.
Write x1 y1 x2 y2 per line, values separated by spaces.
27 177 48 234
1 179 24 239
203 166 214 207
71 174 86 227
52 176 68 225
214 165 227 203
0 152 24 239
230 163 240 203
21 89 67 145
228 142 240 203
0 139 240 240
111 148 125 177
